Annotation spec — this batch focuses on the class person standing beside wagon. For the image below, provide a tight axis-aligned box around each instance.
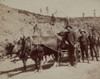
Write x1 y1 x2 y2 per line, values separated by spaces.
79 30 89 63
65 25 77 66
88 29 99 61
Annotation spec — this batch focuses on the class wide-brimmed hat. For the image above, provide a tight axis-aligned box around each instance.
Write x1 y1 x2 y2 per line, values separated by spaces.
65 25 72 29
80 29 86 34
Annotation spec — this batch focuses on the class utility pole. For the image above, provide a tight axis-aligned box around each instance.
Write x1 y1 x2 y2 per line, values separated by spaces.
93 9 96 17
40 8 42 14
46 6 49 15
82 12 85 18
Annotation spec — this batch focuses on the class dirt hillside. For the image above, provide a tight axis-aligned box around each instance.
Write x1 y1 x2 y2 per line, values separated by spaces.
0 3 100 55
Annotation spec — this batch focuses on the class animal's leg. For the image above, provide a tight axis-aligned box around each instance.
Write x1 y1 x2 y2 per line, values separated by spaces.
22 59 27 71
57 52 60 66
52 54 55 60
44 55 47 64
34 59 38 72
52 54 59 67
42 56 46 65
38 57 43 71
41 60 44 68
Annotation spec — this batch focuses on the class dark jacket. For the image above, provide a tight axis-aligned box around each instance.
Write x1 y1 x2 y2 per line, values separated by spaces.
65 31 77 47
88 34 97 46
79 35 89 47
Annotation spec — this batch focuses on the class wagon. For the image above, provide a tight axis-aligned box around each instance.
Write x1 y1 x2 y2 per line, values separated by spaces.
32 34 68 65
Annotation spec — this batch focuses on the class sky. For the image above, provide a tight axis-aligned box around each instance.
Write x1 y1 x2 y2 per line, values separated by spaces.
0 0 100 17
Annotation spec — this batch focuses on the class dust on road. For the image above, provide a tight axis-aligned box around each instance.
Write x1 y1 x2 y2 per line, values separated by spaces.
0 58 100 79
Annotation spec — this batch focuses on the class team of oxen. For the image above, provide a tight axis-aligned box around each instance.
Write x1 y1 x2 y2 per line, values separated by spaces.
5 26 100 72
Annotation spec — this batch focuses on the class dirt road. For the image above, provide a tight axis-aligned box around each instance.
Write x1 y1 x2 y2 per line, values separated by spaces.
0 58 100 79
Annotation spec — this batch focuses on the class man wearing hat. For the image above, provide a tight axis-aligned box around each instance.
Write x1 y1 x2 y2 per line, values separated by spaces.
65 25 77 66
88 29 99 61
79 30 89 63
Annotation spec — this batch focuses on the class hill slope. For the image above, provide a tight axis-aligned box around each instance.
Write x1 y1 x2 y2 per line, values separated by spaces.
0 3 100 55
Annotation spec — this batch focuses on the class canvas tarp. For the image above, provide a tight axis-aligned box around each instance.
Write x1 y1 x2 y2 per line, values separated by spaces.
32 35 59 51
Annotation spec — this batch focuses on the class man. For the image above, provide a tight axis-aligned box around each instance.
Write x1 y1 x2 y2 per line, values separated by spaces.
21 35 26 53
88 29 99 61
25 36 31 53
96 36 100 57
79 30 89 63
65 25 77 66
18 35 26 55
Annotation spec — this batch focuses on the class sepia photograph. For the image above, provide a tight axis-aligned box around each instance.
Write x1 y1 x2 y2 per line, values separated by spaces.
0 0 100 79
